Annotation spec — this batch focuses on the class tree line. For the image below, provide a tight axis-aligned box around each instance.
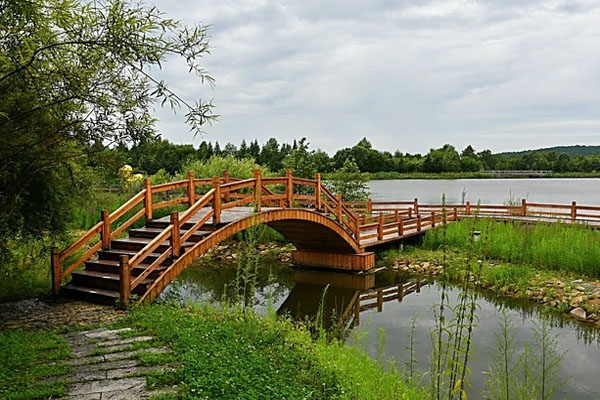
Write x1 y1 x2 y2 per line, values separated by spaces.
91 136 600 183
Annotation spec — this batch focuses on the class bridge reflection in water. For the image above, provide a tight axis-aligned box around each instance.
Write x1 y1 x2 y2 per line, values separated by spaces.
277 268 425 333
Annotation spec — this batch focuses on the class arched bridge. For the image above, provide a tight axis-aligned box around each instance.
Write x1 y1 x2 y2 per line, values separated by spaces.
52 169 600 306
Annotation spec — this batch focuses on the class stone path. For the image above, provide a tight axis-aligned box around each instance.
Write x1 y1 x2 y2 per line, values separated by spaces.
58 327 176 399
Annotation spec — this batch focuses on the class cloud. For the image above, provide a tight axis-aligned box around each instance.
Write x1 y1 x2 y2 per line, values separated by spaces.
148 0 600 154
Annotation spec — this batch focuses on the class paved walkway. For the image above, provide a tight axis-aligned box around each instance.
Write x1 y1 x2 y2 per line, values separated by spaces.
58 328 175 399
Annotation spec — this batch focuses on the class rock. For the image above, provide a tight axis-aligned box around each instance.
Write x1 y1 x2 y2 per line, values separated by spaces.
570 296 584 307
576 285 586 292
570 307 587 321
588 313 599 321
422 262 430 269
572 279 584 284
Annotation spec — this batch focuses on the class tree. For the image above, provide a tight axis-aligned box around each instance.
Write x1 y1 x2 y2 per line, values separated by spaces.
283 138 316 178
325 158 369 201
0 0 216 241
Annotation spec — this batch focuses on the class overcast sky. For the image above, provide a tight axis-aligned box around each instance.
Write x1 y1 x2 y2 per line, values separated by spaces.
149 0 600 155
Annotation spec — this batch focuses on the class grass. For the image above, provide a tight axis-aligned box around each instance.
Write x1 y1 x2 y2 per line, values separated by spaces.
116 303 428 400
422 218 600 278
0 330 72 400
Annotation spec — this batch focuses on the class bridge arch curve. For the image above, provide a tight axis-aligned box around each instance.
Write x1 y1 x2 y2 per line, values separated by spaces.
140 209 362 302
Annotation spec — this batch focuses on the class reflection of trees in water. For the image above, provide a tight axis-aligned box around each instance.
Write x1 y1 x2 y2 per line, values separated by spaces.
476 286 600 346
162 255 294 307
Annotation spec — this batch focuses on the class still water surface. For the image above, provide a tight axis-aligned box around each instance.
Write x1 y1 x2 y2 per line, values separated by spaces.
163 259 600 399
369 178 600 204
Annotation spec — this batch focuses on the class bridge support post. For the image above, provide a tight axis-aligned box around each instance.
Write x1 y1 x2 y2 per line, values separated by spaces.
101 210 111 249
414 198 419 214
367 198 373 214
466 201 471 215
286 169 293 207
51 247 61 295
144 178 153 221
212 176 221 224
398 217 404 236
521 199 527 217
377 289 383 312
431 211 436 228
315 173 322 210
292 250 375 271
417 214 422 231
187 171 195 207
118 255 130 309
397 284 403 302
571 201 577 221
170 212 181 257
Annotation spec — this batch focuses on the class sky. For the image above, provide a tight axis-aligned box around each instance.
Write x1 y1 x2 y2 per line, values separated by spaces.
149 0 600 155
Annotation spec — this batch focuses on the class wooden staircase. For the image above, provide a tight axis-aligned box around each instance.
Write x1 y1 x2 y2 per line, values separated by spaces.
62 222 214 304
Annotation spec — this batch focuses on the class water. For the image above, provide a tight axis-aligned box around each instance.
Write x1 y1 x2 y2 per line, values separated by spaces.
369 178 600 205
162 258 600 399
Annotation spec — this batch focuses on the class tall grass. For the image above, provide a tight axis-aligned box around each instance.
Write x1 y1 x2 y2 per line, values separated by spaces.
423 219 600 277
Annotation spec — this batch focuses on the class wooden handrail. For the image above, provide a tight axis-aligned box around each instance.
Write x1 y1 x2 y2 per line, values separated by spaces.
109 190 146 223
179 189 215 225
129 225 172 269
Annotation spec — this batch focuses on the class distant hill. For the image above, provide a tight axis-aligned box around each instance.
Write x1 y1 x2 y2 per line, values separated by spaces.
497 145 600 157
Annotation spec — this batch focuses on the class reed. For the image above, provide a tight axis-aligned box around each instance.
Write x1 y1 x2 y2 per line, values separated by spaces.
423 218 600 277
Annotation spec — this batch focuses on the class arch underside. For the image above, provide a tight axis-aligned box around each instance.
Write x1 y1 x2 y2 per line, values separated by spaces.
141 209 363 302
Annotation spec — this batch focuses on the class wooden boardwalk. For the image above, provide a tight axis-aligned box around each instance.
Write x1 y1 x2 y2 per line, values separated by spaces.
51 170 600 306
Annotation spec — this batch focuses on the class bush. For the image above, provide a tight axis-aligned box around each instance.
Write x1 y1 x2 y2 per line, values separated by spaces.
179 155 270 180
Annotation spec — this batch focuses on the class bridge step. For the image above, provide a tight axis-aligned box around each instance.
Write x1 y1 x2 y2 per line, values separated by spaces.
61 284 120 305
128 227 211 242
110 237 195 253
85 260 168 278
71 270 152 295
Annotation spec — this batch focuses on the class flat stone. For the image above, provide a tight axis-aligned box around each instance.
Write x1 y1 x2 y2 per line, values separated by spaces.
61 392 102 400
103 347 170 362
71 355 105 366
106 365 165 379
77 359 139 373
97 336 154 348
66 377 146 395
84 328 132 340
101 388 152 399
570 307 587 321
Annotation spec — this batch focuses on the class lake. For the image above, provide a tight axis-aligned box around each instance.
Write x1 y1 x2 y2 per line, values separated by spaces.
162 258 600 399
368 178 600 205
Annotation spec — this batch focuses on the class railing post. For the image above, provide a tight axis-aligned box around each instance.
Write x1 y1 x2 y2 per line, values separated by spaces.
416 278 421 293
377 289 383 312
521 199 527 217
253 169 262 212
212 176 221 224
336 194 343 221
398 217 404 236
170 212 181 257
101 210 111 249
377 212 384 240
397 284 403 302
408 208 412 219
286 168 293 207
51 247 61 295
466 201 471 215
367 198 373 214
315 173 322 210
144 178 153 221
453 207 458 221
222 170 230 202
354 217 360 239
118 255 130 309
417 214 422 231
431 211 436 228
187 170 195 207
414 198 419 214
571 201 577 221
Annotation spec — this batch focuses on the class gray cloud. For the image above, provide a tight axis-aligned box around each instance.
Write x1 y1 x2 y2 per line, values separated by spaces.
148 0 600 154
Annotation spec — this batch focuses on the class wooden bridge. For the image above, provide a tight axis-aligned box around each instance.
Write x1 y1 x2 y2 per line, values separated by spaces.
52 169 600 307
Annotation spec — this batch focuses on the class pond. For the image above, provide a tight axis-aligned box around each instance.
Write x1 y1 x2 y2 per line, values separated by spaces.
162 256 600 399
369 178 600 205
